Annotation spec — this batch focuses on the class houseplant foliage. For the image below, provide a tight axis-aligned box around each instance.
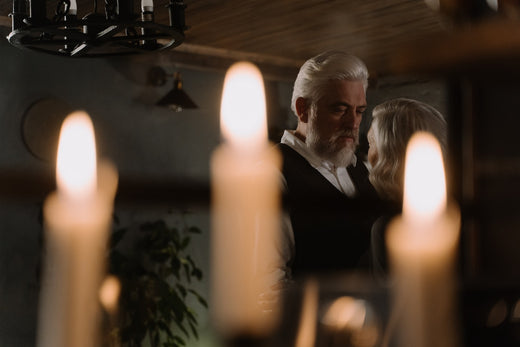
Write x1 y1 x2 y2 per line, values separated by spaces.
107 214 207 347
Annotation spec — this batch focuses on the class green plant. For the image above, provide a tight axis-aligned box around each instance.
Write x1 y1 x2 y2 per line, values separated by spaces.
108 215 207 347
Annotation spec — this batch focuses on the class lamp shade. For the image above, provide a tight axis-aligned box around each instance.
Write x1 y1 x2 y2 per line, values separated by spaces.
156 72 198 112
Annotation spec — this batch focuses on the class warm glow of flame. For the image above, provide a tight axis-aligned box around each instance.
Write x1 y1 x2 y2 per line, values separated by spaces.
56 111 97 202
220 61 267 150
99 275 121 314
295 279 319 347
322 296 366 329
403 132 446 224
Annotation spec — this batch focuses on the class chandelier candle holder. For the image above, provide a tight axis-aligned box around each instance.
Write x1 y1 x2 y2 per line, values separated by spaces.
7 0 187 57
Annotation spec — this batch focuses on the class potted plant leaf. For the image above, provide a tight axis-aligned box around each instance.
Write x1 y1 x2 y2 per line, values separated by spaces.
106 213 207 347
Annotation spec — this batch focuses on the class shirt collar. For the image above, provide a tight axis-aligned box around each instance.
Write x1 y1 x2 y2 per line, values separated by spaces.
280 130 357 169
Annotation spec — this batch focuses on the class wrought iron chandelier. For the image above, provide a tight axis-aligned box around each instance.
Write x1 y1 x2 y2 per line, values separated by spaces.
7 0 187 57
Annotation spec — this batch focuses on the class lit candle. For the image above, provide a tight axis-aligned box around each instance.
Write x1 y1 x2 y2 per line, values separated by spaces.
211 62 281 338
386 132 460 347
37 111 118 347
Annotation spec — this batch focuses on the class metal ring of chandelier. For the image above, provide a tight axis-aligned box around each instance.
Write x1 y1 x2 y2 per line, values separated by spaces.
7 17 184 57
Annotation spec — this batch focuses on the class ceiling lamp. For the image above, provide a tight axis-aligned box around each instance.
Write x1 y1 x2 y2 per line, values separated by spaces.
7 0 187 57
148 66 197 112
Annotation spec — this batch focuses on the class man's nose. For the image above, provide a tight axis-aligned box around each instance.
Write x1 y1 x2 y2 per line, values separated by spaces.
342 110 361 128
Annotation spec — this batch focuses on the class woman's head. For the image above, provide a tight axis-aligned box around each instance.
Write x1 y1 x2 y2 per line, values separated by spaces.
368 98 447 202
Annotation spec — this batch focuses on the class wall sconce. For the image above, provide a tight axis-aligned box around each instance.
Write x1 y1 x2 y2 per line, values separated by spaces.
148 66 198 112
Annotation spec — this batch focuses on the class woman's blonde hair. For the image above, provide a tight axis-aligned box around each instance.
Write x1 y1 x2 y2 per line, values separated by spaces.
369 98 447 202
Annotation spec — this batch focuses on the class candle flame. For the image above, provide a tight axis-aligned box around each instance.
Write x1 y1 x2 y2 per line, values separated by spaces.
220 61 267 150
56 111 97 201
403 132 446 224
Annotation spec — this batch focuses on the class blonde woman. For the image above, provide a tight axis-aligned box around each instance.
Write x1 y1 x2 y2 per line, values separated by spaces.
367 98 447 276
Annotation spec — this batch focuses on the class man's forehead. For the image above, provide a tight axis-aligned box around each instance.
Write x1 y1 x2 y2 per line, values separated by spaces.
321 79 366 103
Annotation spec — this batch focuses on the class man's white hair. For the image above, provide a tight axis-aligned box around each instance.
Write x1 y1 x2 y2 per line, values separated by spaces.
291 50 369 117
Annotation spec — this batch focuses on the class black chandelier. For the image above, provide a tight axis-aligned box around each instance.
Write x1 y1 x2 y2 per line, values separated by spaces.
7 0 187 57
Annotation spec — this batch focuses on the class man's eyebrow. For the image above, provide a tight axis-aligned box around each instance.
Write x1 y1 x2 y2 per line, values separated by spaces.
331 102 367 109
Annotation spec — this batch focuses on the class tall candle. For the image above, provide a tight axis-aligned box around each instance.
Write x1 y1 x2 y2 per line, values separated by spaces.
211 62 281 338
386 132 460 347
37 111 118 347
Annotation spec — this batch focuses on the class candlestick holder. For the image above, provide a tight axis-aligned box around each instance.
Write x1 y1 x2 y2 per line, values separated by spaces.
268 273 388 347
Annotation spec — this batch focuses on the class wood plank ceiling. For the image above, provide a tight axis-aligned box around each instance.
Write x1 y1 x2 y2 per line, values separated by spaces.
0 0 448 79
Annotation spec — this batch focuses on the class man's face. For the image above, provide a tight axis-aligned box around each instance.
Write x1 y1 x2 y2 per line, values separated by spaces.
306 79 367 166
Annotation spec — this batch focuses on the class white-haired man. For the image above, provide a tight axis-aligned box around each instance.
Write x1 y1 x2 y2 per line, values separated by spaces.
278 50 380 279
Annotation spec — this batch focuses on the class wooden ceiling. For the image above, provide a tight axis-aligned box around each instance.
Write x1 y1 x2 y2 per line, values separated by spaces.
0 0 449 79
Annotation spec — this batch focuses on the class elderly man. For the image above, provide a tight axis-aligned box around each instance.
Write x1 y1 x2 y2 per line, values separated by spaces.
278 50 380 278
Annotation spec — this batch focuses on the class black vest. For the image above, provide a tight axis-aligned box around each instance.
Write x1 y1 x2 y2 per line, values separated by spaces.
278 143 381 276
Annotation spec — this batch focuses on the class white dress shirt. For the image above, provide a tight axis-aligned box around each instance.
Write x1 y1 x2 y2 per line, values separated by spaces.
261 130 363 308
280 130 358 197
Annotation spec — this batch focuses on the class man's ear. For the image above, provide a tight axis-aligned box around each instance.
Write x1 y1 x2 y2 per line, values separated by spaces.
295 97 309 123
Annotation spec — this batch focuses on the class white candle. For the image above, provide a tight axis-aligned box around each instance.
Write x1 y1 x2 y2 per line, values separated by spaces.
211 62 281 338
37 111 118 347
68 0 78 16
141 0 153 12
386 132 460 347
69 0 77 15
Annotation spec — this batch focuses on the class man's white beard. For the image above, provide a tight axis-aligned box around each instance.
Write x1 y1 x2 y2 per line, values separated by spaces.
307 121 357 168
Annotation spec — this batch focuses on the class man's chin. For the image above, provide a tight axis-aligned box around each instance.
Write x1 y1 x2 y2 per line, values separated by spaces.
336 141 357 154
329 147 356 167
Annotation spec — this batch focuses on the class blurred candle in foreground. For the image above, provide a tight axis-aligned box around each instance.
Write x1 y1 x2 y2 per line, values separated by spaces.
295 279 319 347
211 62 281 338
386 132 460 347
37 111 118 347
99 275 122 347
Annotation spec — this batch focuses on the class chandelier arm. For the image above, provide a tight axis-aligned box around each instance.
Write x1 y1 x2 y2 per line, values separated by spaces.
54 0 71 22
8 0 187 57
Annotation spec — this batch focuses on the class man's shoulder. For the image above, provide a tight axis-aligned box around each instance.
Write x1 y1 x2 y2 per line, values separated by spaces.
277 143 306 162
277 143 314 174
